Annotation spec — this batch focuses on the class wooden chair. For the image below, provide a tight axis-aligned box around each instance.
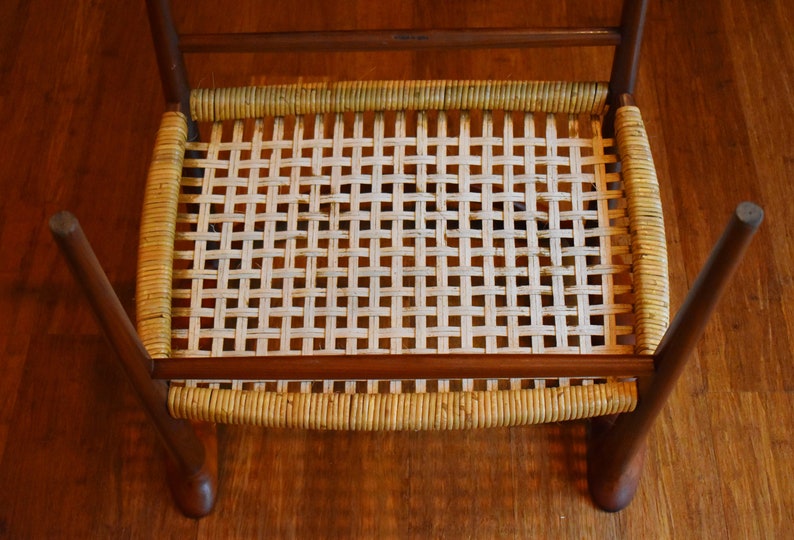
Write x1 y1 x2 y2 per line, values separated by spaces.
49 0 763 517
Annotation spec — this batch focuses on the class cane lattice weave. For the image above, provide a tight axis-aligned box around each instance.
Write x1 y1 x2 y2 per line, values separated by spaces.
137 81 668 429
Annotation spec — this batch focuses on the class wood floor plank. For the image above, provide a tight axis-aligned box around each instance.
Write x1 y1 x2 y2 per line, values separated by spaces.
718 0 794 393
0 333 29 467
0 336 198 537
1 0 792 537
709 391 794 538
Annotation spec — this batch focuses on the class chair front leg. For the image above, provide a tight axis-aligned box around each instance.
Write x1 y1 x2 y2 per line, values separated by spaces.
587 202 763 511
49 211 217 518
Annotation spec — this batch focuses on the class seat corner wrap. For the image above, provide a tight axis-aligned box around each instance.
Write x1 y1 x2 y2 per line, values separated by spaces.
136 111 188 359
614 104 670 354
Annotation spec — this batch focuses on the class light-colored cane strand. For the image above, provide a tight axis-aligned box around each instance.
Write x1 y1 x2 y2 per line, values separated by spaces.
136 81 668 429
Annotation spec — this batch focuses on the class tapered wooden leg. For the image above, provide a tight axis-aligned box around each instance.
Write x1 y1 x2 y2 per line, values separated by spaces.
165 422 218 518
587 414 647 512
49 211 217 518
587 202 763 511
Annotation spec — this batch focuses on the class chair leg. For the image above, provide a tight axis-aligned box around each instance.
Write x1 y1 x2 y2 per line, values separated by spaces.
165 422 218 518
587 414 647 512
587 202 763 511
49 211 217 518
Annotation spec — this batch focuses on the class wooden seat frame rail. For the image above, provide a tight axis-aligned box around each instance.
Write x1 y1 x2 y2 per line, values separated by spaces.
49 0 763 517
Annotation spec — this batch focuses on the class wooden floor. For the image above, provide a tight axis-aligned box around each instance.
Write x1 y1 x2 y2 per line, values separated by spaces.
1 0 793 537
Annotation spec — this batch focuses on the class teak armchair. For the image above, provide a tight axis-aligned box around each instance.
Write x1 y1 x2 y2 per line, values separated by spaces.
50 0 763 517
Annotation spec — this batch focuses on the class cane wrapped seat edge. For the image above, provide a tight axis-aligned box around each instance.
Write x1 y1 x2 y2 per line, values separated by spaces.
136 79 669 430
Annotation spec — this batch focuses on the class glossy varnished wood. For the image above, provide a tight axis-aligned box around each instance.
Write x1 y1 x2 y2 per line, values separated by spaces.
151 354 655 381
146 0 189 109
49 211 217 517
178 27 622 53
588 203 763 511
1 0 792 536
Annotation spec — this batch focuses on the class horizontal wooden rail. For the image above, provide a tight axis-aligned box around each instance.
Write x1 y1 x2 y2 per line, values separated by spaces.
152 353 654 380
179 27 621 54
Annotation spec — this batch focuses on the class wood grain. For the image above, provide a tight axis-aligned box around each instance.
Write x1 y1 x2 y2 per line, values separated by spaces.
1 0 792 537
178 27 622 53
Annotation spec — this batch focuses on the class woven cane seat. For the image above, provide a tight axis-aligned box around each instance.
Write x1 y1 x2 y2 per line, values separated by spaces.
137 80 668 430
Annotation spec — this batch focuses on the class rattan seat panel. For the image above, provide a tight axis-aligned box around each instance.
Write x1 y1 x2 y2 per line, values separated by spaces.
171 110 633 358
136 81 669 429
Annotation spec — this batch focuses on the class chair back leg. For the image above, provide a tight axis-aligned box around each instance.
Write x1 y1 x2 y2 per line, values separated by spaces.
145 0 190 112
603 0 649 136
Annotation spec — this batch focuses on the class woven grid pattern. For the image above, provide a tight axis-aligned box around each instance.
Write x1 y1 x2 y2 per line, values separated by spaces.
171 109 635 366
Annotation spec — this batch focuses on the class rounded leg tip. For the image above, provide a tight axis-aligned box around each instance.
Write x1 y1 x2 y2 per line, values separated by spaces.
587 452 644 512
168 465 217 518
48 211 79 237
165 423 218 518
587 474 640 513
736 201 764 228
587 417 647 512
